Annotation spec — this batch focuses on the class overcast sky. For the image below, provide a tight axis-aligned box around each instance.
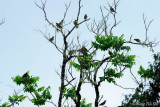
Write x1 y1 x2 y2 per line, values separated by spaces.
0 0 160 107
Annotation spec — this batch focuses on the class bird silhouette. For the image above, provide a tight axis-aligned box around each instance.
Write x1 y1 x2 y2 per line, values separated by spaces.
79 46 88 55
110 6 116 13
108 50 113 56
68 50 74 56
99 100 106 106
84 14 87 20
56 20 63 29
56 23 62 29
21 71 29 79
49 36 54 42
134 39 141 43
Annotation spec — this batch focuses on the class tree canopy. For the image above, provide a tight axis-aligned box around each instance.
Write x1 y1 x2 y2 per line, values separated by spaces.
0 0 159 107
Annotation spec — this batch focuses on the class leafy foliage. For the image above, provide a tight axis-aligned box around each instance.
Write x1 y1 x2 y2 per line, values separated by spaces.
122 53 160 106
92 34 125 51
1 72 52 106
0 95 26 107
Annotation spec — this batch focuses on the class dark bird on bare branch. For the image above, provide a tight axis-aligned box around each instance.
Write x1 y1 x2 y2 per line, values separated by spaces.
84 14 87 20
99 100 106 106
56 23 62 29
134 39 141 43
110 6 116 13
56 20 63 29
49 36 54 42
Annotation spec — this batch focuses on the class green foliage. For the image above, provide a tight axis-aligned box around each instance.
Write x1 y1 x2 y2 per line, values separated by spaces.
71 55 97 71
138 66 151 78
0 103 8 107
111 52 135 68
122 53 160 106
70 61 81 71
12 73 40 93
0 94 26 107
61 86 77 100
80 98 92 107
92 34 125 51
8 95 26 104
6 72 52 106
99 68 123 84
92 34 135 68
31 86 52 105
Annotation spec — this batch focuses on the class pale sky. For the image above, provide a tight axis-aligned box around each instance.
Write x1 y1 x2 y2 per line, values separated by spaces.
0 0 160 107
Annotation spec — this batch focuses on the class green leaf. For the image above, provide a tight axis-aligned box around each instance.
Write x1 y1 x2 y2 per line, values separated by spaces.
38 87 45 92
107 78 115 83
99 77 104 81
115 73 123 78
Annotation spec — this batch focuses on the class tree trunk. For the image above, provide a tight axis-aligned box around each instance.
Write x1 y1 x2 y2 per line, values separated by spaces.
58 54 67 107
94 85 99 107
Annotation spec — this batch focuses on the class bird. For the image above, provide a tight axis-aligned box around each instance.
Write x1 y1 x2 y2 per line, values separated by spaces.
68 50 74 56
21 71 29 79
134 39 141 43
73 20 79 28
84 14 87 20
110 6 116 13
135 87 140 93
99 100 106 106
108 50 113 56
79 46 88 55
56 23 62 29
56 20 63 29
49 36 54 42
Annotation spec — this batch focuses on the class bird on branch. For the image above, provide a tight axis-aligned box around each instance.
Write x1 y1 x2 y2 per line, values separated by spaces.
84 14 88 20
68 50 75 56
110 6 116 13
79 46 88 55
134 38 141 43
56 20 63 29
49 36 54 42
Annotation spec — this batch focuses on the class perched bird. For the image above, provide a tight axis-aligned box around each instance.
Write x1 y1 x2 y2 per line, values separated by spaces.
21 71 29 79
110 6 116 13
134 39 141 43
84 14 87 20
108 50 113 56
49 36 54 42
56 20 63 29
56 23 62 29
79 46 88 55
68 50 74 56
135 87 140 93
73 20 79 28
99 100 106 106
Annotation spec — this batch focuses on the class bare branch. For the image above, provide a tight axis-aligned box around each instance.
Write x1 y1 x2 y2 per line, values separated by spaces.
115 83 135 90
143 14 154 42
130 68 140 85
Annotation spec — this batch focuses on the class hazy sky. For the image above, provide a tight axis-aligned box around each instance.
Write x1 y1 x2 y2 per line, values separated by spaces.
0 0 160 107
